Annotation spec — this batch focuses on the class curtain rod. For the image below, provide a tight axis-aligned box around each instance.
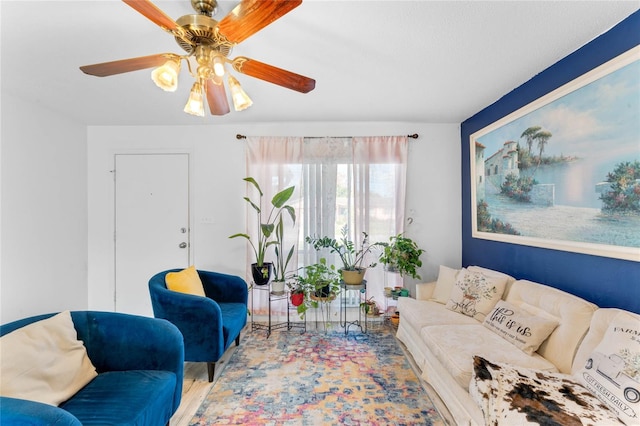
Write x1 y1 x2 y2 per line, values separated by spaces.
235 133 418 140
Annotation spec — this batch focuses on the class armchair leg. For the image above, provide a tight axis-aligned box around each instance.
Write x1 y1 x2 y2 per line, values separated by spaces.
236 335 241 346
207 362 215 382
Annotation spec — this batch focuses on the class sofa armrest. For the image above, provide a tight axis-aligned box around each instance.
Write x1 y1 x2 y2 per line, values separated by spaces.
199 270 248 305
415 281 436 300
0 396 82 425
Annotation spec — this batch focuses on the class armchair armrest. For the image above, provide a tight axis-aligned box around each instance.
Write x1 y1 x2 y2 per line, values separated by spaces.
199 270 248 305
71 311 184 411
0 397 82 426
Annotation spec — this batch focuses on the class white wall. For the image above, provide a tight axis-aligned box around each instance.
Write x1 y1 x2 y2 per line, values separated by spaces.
1 93 88 323
87 122 461 309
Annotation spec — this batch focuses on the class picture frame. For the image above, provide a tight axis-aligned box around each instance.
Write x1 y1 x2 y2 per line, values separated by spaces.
470 45 640 262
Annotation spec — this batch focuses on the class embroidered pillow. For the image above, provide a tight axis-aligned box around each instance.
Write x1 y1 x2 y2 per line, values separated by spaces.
0 311 98 406
431 265 462 304
575 312 640 425
483 300 559 355
445 269 507 321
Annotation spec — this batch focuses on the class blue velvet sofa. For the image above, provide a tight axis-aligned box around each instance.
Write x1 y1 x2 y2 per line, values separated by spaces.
149 269 248 382
0 311 184 425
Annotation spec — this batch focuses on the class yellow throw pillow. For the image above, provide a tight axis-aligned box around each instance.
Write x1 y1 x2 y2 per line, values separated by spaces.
165 265 205 297
0 310 98 406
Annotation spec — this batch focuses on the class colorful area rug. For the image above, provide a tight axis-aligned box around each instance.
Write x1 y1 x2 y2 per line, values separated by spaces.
191 326 444 425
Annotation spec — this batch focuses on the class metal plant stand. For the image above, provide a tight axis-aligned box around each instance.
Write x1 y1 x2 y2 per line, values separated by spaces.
251 282 306 338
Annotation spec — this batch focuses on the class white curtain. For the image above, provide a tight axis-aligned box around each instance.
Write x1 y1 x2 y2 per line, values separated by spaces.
245 136 408 315
246 137 303 314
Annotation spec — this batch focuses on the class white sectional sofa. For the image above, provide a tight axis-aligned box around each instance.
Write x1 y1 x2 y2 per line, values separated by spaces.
396 265 640 426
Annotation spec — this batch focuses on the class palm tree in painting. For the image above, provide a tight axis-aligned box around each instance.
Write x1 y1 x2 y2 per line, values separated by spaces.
520 126 541 155
534 130 553 165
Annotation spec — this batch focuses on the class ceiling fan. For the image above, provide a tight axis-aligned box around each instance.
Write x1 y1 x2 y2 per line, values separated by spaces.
80 0 316 116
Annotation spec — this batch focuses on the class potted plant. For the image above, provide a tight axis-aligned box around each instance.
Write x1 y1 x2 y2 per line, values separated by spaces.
289 258 340 319
305 225 378 285
229 177 295 286
377 234 425 279
288 281 305 307
361 296 381 316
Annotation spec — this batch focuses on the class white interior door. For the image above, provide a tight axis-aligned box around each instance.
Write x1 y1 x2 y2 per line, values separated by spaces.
114 153 190 316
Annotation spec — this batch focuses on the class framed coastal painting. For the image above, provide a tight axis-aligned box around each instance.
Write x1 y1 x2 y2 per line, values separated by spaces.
470 45 640 262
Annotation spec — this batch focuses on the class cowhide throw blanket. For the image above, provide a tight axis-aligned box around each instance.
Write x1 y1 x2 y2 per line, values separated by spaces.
469 356 623 425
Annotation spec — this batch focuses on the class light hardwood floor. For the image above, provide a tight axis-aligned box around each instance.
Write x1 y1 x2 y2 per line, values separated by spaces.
170 348 238 426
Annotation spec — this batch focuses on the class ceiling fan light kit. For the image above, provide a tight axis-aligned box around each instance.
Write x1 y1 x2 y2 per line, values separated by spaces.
80 0 315 117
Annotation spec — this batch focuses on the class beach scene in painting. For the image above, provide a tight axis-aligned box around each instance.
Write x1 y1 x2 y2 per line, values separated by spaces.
472 56 639 252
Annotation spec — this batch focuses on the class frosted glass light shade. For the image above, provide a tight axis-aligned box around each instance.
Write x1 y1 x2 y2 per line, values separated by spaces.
184 82 205 117
151 59 180 92
227 75 252 111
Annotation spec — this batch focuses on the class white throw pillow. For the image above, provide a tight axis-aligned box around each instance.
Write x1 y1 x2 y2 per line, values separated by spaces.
483 300 559 355
431 265 462 304
0 311 98 406
445 269 507 321
575 312 640 425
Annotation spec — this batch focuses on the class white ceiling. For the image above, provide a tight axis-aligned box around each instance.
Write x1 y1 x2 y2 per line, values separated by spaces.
1 1 638 126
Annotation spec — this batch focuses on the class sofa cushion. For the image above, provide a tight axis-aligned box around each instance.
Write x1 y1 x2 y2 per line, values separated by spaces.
431 265 462 304
574 311 640 425
504 279 597 374
60 370 176 425
397 297 478 337
165 265 205 297
470 356 621 425
421 324 558 390
483 300 559 355
0 311 97 406
445 269 508 321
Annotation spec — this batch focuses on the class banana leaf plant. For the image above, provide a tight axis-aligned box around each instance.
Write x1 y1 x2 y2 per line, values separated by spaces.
229 177 295 281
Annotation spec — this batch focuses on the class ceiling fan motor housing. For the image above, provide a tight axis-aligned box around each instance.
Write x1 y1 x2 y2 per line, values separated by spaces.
175 14 232 56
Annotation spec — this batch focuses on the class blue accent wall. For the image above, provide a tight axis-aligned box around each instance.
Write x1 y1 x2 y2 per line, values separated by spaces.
461 10 640 314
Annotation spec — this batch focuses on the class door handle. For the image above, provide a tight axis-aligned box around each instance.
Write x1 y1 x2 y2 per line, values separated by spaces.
179 242 187 249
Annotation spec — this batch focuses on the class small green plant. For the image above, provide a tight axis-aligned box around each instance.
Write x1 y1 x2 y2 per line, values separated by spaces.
305 225 377 271
288 258 340 319
377 234 425 279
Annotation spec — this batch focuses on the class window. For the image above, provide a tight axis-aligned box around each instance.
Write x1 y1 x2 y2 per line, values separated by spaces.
245 136 408 314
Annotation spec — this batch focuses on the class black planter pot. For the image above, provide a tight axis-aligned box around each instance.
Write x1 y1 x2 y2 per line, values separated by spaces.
251 263 273 286
314 282 332 298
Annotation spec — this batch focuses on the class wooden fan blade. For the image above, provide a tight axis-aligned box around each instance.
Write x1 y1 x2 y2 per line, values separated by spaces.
218 0 302 44
80 54 179 77
232 57 315 93
206 79 231 115
122 0 180 32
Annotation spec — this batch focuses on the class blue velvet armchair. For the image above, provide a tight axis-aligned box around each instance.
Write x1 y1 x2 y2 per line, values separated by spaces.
0 311 184 425
149 269 248 382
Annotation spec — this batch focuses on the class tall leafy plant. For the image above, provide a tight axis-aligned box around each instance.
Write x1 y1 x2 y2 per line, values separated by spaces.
306 225 377 271
229 177 296 271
